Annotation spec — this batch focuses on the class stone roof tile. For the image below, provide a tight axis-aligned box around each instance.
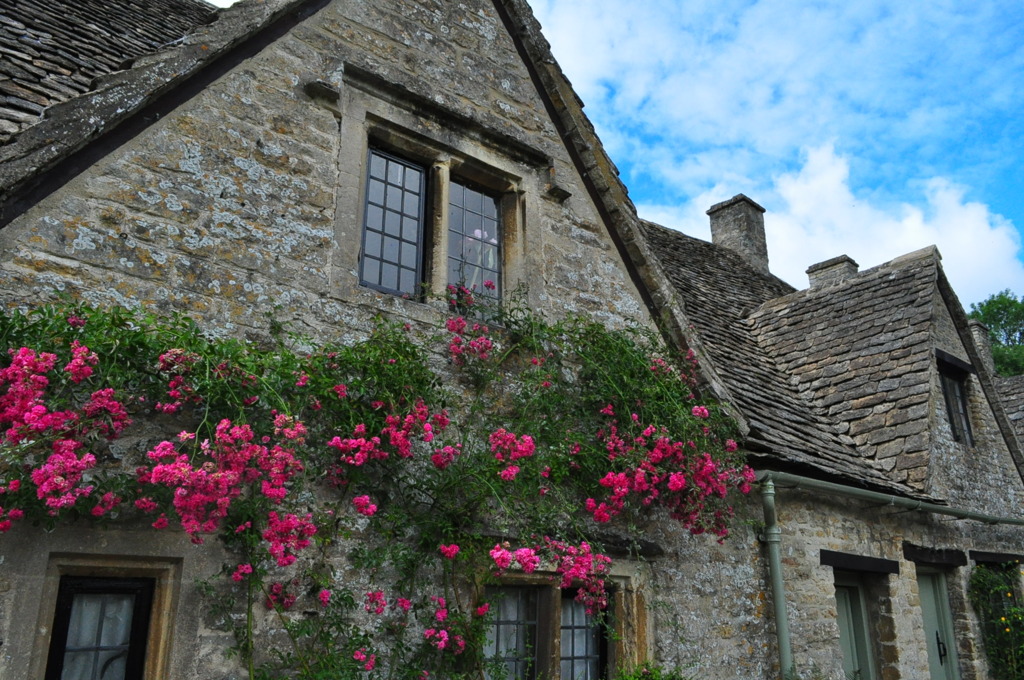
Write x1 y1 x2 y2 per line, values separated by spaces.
0 0 215 144
639 220 923 496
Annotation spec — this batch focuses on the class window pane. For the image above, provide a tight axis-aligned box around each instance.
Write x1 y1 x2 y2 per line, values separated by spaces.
485 587 538 680
400 242 418 269
367 179 385 206
380 263 399 292
387 160 403 185
364 231 382 259
385 185 404 211
402 216 419 242
449 179 500 299
403 192 420 216
384 210 401 237
560 595 602 680
383 237 400 263
369 153 387 179
404 166 422 190
361 150 425 296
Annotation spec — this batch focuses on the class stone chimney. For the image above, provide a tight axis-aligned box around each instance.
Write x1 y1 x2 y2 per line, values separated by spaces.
806 255 859 287
707 194 769 275
969 319 996 376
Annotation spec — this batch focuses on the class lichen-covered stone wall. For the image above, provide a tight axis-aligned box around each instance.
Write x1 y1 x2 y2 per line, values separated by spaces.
0 0 647 343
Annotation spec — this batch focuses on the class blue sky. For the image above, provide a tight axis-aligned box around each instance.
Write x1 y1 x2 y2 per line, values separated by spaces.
208 0 1024 306
530 0 1024 306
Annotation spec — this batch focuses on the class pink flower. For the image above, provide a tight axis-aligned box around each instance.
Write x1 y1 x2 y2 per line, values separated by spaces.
499 465 520 481
475 603 490 616
364 590 386 614
439 544 460 559
725 439 738 452
394 597 412 612
691 405 710 419
514 547 540 573
332 384 348 398
352 495 378 517
490 544 513 570
231 564 253 582
483 279 496 290
318 589 331 606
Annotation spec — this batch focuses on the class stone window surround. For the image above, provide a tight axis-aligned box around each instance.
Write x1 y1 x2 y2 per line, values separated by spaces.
29 553 181 680
333 73 536 319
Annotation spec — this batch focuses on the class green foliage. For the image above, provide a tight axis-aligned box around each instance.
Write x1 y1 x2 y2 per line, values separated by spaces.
0 296 750 679
968 562 1024 680
969 290 1024 376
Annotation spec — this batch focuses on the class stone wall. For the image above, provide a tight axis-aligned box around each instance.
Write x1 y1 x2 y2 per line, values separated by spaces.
0 0 648 344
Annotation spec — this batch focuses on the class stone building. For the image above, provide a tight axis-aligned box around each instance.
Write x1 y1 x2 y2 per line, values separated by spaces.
2 0 1024 679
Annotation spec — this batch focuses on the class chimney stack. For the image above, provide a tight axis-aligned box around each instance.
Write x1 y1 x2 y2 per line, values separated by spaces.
969 319 996 376
806 255 859 287
707 194 769 275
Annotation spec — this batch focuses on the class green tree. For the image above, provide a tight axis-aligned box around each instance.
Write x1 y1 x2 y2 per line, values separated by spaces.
969 290 1024 376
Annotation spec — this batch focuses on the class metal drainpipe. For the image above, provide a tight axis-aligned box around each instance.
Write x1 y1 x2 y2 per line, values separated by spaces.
756 469 1024 680
760 478 794 678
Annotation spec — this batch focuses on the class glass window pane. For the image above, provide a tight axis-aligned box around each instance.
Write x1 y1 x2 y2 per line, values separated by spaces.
399 269 416 296
400 243 418 269
385 185 403 211
449 206 465 235
403 192 419 216
402 216 420 242
364 231 382 258
380 263 399 292
383 237 400 263
369 153 387 179
465 211 482 236
365 204 384 230
387 160 403 185
466 187 483 213
367 179 385 206
363 258 380 285
384 210 401 237
404 167 421 190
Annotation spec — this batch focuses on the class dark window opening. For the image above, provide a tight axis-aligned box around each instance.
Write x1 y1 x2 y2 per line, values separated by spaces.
360 149 427 297
939 360 973 445
45 576 155 680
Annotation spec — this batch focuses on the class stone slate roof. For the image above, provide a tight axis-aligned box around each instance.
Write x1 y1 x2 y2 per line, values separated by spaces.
0 0 216 144
997 375 1024 442
749 248 940 489
641 220 936 497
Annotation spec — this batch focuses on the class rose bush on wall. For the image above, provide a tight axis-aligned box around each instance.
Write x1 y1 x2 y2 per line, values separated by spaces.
0 290 753 679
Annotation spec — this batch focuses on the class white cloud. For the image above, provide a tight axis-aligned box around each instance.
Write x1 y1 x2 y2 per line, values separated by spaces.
535 0 1024 306
643 145 1024 306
